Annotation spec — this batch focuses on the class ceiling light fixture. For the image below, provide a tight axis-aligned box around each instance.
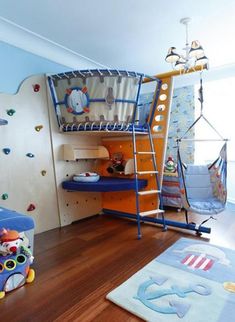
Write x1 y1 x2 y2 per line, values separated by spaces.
165 17 209 73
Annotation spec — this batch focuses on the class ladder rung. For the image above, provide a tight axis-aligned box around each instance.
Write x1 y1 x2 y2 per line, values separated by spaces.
137 171 158 175
139 209 164 217
138 190 161 195
135 152 155 155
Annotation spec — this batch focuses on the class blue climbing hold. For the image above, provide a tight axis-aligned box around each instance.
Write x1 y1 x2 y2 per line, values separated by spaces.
0 118 8 125
3 148 11 155
26 153 35 158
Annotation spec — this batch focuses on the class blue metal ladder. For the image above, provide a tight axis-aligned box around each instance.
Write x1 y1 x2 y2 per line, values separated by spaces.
132 123 166 239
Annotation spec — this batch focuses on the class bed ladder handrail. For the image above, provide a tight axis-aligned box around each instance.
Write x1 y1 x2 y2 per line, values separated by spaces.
132 123 166 239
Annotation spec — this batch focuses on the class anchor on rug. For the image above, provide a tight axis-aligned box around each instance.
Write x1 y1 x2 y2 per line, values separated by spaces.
134 274 211 318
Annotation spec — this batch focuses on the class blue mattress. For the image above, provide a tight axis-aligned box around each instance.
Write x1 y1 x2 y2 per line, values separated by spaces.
0 207 35 231
62 176 147 192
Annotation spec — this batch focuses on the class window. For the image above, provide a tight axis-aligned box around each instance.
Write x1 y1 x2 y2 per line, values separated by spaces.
194 78 235 203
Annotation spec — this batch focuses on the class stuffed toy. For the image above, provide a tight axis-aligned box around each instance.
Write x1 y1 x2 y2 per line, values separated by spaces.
0 229 22 256
107 152 125 174
164 156 177 173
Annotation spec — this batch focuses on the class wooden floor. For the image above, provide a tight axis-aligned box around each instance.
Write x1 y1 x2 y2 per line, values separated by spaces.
1 209 235 321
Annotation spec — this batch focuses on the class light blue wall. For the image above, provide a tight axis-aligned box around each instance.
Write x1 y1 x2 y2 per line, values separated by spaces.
0 41 71 94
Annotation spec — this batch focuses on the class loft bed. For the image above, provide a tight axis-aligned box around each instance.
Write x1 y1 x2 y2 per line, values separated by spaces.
47 69 211 237
47 69 160 134
62 176 147 192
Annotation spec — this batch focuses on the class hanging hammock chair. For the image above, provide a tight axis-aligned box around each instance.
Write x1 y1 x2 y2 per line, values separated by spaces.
176 73 228 218
177 143 227 215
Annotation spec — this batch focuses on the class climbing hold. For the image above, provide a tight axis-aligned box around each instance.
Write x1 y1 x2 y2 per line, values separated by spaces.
41 170 47 176
2 148 11 155
33 84 40 92
6 109 16 116
35 125 43 132
26 153 35 158
0 118 8 125
1 193 8 200
27 204 36 212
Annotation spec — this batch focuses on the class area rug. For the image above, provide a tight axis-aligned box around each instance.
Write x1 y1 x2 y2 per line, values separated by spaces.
106 238 235 322
227 202 235 212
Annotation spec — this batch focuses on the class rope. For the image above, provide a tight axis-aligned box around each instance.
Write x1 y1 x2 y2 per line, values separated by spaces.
198 72 204 115
177 71 225 142
198 216 216 231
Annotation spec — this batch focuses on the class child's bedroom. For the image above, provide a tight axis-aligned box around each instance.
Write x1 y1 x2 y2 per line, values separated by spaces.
0 1 235 321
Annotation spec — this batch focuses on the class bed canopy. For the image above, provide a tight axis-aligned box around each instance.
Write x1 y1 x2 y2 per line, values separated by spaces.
48 69 160 133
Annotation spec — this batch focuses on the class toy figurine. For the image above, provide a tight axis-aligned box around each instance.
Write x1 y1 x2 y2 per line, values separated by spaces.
164 156 177 173
107 152 125 174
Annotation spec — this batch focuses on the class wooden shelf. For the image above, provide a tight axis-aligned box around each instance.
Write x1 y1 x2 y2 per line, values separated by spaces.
63 144 109 161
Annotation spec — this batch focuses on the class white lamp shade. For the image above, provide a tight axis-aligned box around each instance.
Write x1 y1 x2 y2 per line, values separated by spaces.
165 47 180 63
195 55 209 66
189 40 204 58
174 58 186 70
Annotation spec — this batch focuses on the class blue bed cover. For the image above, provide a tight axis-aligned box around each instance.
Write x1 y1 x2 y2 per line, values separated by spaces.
62 176 148 192
0 206 35 231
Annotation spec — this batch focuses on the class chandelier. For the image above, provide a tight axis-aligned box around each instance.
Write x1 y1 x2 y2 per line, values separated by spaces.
165 17 209 72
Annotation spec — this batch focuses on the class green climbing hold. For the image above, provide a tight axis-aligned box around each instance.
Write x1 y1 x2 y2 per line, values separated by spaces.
41 170 47 176
1 193 8 200
7 109 16 116
35 125 43 132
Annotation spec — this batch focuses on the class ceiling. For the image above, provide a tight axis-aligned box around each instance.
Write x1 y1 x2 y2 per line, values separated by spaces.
0 0 235 75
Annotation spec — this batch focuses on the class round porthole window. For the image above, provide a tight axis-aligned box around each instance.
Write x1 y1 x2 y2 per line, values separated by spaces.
157 104 166 112
161 83 168 90
153 125 163 132
155 115 164 122
159 94 167 101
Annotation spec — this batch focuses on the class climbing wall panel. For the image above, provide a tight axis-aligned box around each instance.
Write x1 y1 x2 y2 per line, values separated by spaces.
0 75 60 233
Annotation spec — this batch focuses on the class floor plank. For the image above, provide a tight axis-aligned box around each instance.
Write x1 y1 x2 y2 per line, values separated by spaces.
0 208 234 321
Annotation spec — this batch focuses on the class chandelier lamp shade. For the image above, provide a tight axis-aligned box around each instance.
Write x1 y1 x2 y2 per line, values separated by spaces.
165 17 209 72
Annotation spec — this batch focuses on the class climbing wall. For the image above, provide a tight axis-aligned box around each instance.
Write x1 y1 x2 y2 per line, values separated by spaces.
100 76 173 214
46 86 102 227
0 75 60 233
